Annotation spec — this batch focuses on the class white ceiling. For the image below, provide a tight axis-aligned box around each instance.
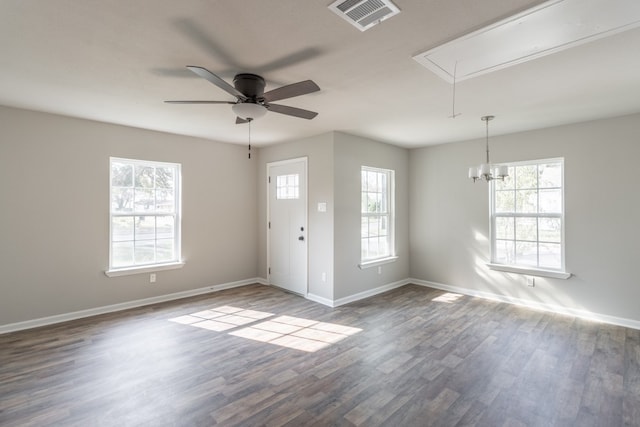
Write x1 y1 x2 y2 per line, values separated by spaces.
1 0 639 148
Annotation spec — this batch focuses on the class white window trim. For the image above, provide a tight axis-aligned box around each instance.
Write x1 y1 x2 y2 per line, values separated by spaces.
360 166 396 264
358 256 399 270
107 157 183 276
488 157 570 279
105 261 185 277
486 263 571 279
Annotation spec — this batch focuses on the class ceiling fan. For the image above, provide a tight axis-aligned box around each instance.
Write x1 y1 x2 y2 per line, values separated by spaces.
165 66 320 123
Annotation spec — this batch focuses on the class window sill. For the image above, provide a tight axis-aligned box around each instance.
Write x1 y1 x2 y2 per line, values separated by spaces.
358 256 398 270
105 262 185 277
487 263 571 280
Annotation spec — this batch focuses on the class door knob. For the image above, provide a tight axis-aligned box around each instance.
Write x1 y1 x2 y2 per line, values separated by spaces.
298 236 304 241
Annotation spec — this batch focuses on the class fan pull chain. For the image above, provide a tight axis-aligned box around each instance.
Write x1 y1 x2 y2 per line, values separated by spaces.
449 61 461 119
248 118 252 159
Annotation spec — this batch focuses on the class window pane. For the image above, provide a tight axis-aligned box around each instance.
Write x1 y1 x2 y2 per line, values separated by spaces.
155 167 174 189
495 217 514 240
134 188 154 212
157 216 174 239
361 238 369 260
515 217 537 241
495 240 514 264
367 193 379 213
379 215 388 237
367 171 377 192
135 216 155 241
156 239 175 262
495 168 515 190
368 217 380 237
112 241 134 267
515 165 537 189
539 163 561 188
368 239 380 259
539 218 561 243
380 190 388 213
378 238 389 258
539 189 562 213
495 190 515 213
515 241 538 267
276 174 299 200
135 165 154 188
111 188 133 213
135 240 155 264
515 190 537 213
539 243 562 269
112 216 134 242
155 188 175 213
112 163 133 187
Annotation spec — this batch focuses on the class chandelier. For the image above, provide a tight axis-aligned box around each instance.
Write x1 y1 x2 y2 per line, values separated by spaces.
468 115 508 182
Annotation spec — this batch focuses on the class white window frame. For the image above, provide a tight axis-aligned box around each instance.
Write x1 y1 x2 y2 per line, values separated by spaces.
106 157 184 277
488 157 570 279
359 166 397 269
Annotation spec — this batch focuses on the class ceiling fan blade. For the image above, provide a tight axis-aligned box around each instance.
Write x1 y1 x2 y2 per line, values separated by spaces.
236 117 249 124
186 66 246 100
164 100 235 104
267 103 318 120
263 80 320 103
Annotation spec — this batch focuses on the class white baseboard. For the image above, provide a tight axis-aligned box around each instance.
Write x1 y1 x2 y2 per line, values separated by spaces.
306 293 335 307
410 278 640 331
332 278 411 307
5 276 638 334
0 278 263 334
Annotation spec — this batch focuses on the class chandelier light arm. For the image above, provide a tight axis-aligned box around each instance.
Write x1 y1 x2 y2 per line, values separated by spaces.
469 115 507 183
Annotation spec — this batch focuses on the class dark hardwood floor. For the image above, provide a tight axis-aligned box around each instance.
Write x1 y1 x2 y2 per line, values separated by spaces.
1 284 639 426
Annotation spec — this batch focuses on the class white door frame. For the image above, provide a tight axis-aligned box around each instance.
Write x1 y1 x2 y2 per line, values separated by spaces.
266 156 308 295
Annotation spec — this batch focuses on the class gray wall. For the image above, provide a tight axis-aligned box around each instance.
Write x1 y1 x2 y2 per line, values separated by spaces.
409 113 640 322
257 131 410 302
3 105 639 327
333 132 410 299
0 106 258 325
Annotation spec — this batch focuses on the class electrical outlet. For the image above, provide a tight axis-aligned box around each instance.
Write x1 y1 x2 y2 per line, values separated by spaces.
525 276 535 287
377 266 382 275
150 273 156 283
321 272 326 282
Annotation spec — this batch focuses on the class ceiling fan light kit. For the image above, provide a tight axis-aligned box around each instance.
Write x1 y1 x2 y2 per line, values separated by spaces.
232 103 267 120
469 115 508 183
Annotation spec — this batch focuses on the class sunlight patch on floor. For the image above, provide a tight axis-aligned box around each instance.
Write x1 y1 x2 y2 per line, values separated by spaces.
169 307 362 352
432 292 463 303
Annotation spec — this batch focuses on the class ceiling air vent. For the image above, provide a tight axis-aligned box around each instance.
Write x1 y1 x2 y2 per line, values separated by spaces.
329 0 400 31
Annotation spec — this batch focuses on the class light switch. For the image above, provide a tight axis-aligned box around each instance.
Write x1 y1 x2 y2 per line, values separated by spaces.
317 202 327 212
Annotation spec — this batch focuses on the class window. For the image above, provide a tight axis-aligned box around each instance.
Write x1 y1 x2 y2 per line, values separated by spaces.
276 174 299 200
490 158 567 276
108 157 181 273
361 166 395 264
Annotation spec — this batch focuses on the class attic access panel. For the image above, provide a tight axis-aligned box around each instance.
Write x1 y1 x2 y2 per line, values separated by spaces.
329 0 400 31
413 0 640 83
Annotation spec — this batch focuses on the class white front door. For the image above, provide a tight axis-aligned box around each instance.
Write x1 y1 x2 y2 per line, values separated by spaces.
267 158 308 295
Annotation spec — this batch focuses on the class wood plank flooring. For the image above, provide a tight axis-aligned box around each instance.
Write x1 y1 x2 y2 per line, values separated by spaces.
1 284 639 426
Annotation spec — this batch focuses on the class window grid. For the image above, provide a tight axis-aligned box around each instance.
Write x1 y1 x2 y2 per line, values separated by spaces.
491 159 564 271
361 166 394 262
276 174 299 200
110 158 181 270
